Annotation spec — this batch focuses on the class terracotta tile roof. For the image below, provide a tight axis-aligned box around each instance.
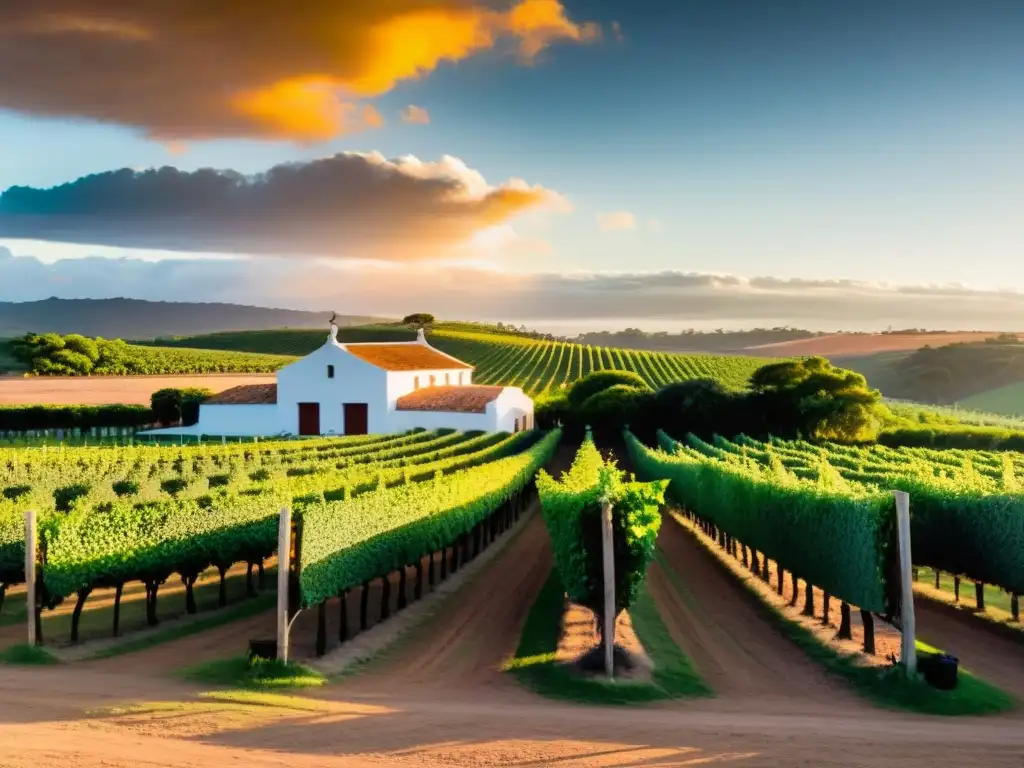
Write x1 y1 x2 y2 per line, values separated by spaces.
205 384 278 405
345 343 472 371
396 385 505 414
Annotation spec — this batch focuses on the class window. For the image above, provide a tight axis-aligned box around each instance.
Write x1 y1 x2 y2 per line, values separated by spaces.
414 376 420 390
458 372 464 385
513 418 520 433
445 373 450 385
327 365 335 379
430 375 436 386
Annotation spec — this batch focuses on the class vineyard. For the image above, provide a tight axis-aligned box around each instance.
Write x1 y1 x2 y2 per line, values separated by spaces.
103 344 293 375
628 430 1024 627
9 337 294 376
147 325 781 395
0 427 558 644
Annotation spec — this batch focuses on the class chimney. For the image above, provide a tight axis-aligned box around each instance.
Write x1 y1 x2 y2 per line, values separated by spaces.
416 328 427 344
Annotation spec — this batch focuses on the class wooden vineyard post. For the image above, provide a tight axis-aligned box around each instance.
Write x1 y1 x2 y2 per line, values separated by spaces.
25 509 37 647
600 499 615 680
894 491 917 677
276 506 292 663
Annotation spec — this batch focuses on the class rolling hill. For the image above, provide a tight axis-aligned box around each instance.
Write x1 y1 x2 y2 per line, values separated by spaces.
749 331 1009 357
835 336 1024 416
149 324 784 396
0 298 386 338
960 383 1024 417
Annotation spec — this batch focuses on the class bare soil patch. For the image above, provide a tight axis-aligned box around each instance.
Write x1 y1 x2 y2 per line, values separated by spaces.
0 373 276 405
342 511 553 697
311 507 539 677
668 510 903 669
556 602 652 682
3 664 1024 768
746 332 1006 358
650 513 866 711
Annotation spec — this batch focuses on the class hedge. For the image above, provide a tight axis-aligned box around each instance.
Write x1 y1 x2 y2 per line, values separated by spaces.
0 404 154 431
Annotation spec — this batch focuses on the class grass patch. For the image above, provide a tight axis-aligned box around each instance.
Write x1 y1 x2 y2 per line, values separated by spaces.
913 572 1024 645
671 514 1016 716
917 567 1016 615
176 655 326 690
506 571 710 705
87 592 276 660
0 643 60 666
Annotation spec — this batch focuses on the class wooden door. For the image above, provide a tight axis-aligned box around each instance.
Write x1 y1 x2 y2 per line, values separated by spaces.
298 403 320 436
343 403 368 435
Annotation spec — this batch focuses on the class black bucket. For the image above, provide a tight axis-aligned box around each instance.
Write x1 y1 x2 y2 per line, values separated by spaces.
919 653 959 690
248 638 277 661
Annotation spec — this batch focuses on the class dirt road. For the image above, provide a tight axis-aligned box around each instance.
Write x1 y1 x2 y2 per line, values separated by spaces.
2 657 1024 768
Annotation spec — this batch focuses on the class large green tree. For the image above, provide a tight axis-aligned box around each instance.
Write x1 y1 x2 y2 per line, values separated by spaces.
401 313 435 327
748 356 882 442
11 332 99 375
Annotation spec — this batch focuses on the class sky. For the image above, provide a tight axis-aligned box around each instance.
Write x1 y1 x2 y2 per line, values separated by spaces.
1 0 1022 333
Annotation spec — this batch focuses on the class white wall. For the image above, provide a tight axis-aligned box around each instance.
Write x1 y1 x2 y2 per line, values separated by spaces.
386 367 473 406
389 386 534 434
195 404 281 436
493 387 535 432
276 340 390 434
388 408 496 433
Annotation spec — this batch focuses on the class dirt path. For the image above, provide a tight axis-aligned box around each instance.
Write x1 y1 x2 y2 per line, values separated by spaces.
649 515 862 712
2 662 1024 768
343 510 553 698
915 600 1024 699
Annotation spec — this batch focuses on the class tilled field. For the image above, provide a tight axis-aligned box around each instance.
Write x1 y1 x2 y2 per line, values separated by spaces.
0 373 276 405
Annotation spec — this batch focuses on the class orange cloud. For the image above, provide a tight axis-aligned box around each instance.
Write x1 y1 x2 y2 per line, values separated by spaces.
505 0 602 60
0 2 605 142
0 152 571 261
401 105 431 125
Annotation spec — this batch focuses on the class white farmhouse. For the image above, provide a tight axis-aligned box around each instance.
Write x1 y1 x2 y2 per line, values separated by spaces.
150 326 533 437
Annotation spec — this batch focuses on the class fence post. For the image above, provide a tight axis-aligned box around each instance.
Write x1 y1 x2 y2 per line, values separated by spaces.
276 506 292 663
25 509 37 647
600 499 615 680
894 491 916 677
